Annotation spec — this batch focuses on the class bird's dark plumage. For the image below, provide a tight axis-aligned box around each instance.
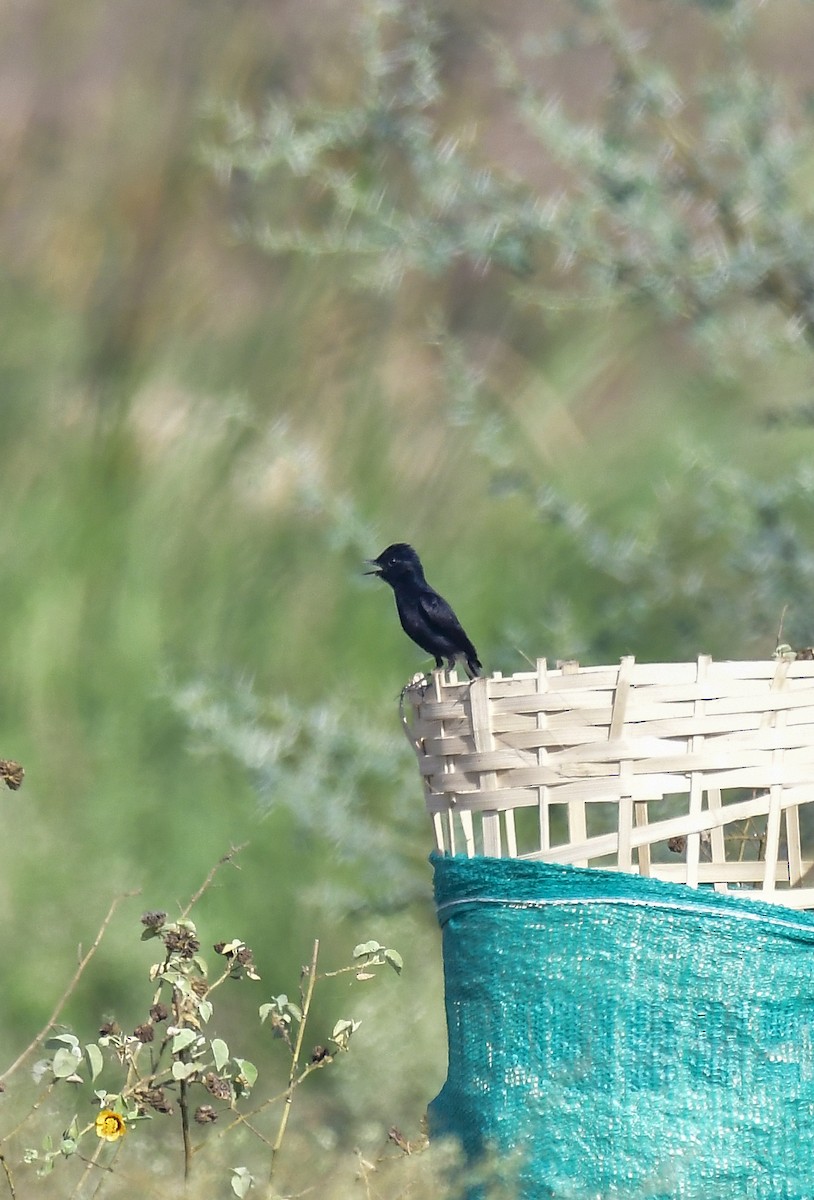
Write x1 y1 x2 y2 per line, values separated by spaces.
365 543 482 678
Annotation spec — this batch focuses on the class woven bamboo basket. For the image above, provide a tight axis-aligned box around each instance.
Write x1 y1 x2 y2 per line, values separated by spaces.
402 655 814 908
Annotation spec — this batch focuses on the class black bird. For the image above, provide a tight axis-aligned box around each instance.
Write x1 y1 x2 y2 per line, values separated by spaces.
365 543 482 678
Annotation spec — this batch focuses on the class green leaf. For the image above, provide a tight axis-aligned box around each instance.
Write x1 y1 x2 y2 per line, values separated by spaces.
45 1034 80 1051
233 1059 258 1089
60 1116 79 1156
230 1166 254 1197
330 1018 361 1051
260 996 301 1025
211 1038 229 1072
384 948 404 974
198 999 213 1024
171 1029 198 1054
171 1061 199 1081
52 1047 82 1079
353 941 383 958
85 1044 104 1082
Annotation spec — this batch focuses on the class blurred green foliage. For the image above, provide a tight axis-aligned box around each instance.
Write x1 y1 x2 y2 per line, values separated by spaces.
3 0 814 1193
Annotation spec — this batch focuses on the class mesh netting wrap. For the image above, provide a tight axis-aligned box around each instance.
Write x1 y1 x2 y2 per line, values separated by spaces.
430 853 814 1200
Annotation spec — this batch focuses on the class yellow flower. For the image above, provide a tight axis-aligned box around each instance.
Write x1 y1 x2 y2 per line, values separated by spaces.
95 1110 127 1142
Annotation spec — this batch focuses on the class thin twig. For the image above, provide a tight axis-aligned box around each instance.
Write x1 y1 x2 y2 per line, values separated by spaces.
268 940 320 1185
179 843 248 920
776 603 789 648
0 1154 16 1199
180 1078 192 1181
0 1081 55 1144
68 1139 106 1200
0 891 139 1085
198 1060 329 1151
357 1148 381 1200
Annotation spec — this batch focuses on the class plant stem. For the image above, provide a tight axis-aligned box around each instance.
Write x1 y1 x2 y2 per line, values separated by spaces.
0 1082 55 1144
0 1154 16 1199
198 1060 328 1152
0 892 139 1086
180 1078 192 1180
267 939 320 1187
179 843 248 920
67 1140 105 1200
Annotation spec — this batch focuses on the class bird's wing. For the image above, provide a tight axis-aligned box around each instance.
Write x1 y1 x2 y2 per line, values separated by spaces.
418 590 478 656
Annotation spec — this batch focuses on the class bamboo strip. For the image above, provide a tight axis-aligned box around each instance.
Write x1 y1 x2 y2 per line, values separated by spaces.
536 660 552 853
404 658 814 906
524 785 807 865
761 667 789 897
686 656 711 888
469 677 501 857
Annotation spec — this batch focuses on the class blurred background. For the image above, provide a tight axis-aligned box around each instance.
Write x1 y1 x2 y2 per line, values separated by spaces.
3 0 814 1192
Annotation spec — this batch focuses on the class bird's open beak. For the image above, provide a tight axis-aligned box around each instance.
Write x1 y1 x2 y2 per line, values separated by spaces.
363 560 382 576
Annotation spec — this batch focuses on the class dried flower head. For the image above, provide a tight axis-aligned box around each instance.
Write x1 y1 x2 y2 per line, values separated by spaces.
204 1072 232 1101
149 1002 169 1023
140 910 167 930
164 927 201 958
214 938 261 980
95 1110 127 1142
0 760 24 790
135 1085 173 1115
133 1023 155 1044
194 1105 218 1124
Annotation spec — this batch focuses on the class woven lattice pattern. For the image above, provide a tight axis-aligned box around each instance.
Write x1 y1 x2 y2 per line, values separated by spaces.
404 656 814 907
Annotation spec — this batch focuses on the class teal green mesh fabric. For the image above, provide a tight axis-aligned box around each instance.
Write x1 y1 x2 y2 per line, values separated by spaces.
429 854 814 1200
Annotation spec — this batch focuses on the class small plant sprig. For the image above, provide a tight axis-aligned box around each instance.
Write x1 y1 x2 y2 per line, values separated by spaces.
0 848 402 1199
196 937 404 1197
258 938 403 1192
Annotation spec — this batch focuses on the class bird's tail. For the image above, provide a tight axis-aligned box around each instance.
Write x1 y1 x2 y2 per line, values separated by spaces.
465 656 483 680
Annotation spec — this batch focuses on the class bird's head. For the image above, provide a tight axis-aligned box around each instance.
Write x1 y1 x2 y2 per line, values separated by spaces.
364 542 424 585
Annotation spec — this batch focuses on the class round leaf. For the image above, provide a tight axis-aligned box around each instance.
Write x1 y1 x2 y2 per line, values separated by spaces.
233 1059 257 1088
230 1167 254 1197
384 949 404 974
211 1038 229 1072
171 1029 198 1054
171 1061 199 1081
353 941 383 958
52 1048 82 1079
